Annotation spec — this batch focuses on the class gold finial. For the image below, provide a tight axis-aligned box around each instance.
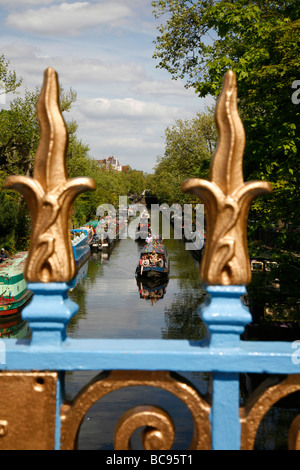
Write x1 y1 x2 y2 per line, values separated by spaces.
5 68 96 282
182 71 272 285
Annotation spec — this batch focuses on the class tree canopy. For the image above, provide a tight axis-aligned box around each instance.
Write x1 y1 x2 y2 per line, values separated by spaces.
0 54 22 96
148 110 217 206
152 0 300 254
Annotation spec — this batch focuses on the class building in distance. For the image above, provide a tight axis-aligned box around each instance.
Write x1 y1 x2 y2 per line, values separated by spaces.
97 156 130 173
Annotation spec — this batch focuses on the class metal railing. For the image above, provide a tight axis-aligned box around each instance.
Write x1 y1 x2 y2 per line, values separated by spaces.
0 68 299 450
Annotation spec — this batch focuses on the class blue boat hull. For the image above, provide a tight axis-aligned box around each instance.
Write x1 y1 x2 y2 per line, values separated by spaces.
71 230 91 270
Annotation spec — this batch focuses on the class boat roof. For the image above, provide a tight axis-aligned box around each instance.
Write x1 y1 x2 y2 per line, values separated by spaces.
141 243 167 255
84 220 98 228
0 251 27 280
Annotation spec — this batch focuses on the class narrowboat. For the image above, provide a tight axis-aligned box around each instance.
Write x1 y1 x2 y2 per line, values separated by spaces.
71 229 91 269
81 225 94 246
91 216 126 251
135 242 170 279
0 251 33 324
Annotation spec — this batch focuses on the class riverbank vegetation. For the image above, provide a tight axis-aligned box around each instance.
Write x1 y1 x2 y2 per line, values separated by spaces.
147 110 217 206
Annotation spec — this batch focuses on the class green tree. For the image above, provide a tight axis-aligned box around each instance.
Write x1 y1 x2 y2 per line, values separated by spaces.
149 111 217 205
0 61 89 251
0 54 22 96
152 0 300 253
126 169 146 196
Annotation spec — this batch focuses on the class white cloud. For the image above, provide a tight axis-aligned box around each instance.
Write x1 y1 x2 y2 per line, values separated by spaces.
0 42 147 91
68 95 198 170
133 79 198 97
6 2 133 35
75 97 184 122
0 0 53 5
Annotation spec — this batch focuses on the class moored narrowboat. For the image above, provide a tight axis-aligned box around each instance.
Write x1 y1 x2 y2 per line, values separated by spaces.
0 251 33 323
81 226 94 245
71 229 91 269
90 216 126 251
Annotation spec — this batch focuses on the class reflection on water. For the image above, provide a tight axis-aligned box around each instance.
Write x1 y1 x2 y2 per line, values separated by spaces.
0 316 30 339
137 278 169 304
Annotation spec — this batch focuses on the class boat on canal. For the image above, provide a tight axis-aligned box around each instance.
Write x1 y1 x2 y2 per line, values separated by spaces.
81 225 94 246
90 216 126 252
71 229 91 269
0 251 33 327
135 242 170 280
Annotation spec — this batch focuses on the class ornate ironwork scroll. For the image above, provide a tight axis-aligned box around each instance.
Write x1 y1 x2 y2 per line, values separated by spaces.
182 71 272 285
60 371 211 450
5 68 96 283
240 374 300 450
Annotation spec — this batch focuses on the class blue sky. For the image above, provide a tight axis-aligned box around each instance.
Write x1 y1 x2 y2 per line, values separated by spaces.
0 1 211 172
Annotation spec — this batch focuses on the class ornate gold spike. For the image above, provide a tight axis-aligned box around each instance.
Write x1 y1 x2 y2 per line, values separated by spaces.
5 68 96 282
181 70 272 285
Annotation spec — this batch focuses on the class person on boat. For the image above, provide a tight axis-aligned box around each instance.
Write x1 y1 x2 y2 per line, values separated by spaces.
157 255 164 268
150 250 159 266
140 254 150 274
139 256 143 266
145 233 153 244
0 248 8 263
